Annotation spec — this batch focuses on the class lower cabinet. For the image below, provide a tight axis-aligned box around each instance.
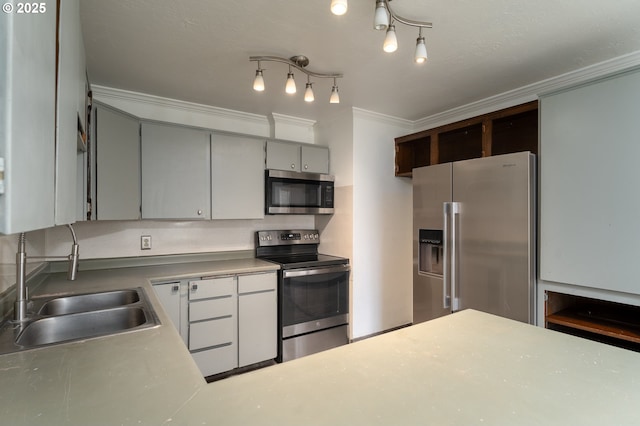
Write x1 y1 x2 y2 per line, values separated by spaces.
153 271 277 377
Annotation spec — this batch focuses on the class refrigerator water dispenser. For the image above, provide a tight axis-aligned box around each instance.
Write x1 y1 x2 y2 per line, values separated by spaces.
419 229 444 276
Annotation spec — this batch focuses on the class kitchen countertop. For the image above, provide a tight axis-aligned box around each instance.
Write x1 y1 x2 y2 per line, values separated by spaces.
1 260 640 425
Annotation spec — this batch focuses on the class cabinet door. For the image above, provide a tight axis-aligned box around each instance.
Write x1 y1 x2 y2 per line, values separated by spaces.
141 123 210 219
238 272 277 367
211 134 264 219
265 140 300 171
540 69 640 296
301 145 330 174
55 0 85 226
152 282 187 345
95 105 141 220
0 0 56 234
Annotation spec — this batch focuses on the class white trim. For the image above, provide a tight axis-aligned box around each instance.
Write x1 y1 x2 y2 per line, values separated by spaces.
91 85 271 137
353 107 414 130
413 50 640 131
271 112 316 127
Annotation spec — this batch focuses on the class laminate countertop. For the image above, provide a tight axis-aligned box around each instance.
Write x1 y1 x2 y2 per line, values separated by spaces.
1 261 640 425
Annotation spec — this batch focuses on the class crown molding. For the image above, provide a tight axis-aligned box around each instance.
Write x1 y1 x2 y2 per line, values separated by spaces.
353 107 414 130
91 85 270 135
413 50 640 131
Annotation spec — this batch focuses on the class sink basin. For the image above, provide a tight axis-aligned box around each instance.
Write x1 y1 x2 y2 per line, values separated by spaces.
38 289 140 316
16 306 151 347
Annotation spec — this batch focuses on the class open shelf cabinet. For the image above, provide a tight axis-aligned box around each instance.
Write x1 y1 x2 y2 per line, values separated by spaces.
395 101 538 177
545 291 640 352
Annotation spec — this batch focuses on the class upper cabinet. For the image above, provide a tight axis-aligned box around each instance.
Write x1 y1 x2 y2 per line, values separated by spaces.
56 0 87 225
540 69 640 296
0 0 57 234
141 122 211 220
93 104 141 220
211 134 264 220
266 140 330 174
394 101 538 177
0 0 87 234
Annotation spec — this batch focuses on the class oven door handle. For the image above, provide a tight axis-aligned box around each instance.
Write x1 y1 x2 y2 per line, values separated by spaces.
282 264 350 278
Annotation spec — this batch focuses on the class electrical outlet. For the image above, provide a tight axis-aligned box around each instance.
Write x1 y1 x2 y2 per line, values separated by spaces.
141 235 152 250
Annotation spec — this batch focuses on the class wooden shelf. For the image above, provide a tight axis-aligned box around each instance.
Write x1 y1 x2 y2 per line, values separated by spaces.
545 292 640 349
395 101 538 177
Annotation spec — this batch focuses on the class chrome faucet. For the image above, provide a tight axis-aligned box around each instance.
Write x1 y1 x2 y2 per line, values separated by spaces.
13 224 80 322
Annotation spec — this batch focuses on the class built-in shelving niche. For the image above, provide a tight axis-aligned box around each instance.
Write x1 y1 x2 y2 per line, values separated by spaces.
545 291 640 352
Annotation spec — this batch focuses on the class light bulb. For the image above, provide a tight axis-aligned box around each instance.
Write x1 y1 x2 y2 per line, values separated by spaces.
415 36 427 64
331 0 347 16
304 83 314 102
374 0 389 30
383 25 398 53
285 72 296 94
253 69 265 91
330 86 340 104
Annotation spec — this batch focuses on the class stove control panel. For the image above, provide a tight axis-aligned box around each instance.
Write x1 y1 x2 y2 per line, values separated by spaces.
256 230 319 246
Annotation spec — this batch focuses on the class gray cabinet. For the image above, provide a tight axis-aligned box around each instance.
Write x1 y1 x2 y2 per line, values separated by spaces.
0 0 56 234
266 140 330 174
55 0 86 226
300 145 330 174
211 134 264 219
94 104 141 220
153 271 277 377
238 273 277 367
141 122 211 219
540 68 640 296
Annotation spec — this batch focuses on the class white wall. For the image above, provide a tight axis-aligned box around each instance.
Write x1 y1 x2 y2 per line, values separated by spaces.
44 216 313 259
351 109 414 338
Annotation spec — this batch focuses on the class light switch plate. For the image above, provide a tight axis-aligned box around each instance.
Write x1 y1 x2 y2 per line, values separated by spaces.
141 235 152 250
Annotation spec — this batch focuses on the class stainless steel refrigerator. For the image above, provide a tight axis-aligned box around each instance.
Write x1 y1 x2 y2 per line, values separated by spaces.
413 151 536 324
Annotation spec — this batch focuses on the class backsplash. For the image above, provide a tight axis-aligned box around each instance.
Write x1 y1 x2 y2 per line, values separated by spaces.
0 216 314 295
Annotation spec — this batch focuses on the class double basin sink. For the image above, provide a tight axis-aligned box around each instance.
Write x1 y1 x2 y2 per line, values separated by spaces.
0 288 160 354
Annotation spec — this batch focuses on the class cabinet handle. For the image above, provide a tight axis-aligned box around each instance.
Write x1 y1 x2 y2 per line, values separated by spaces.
171 285 179 292
304 164 308 170
197 210 203 216
191 284 198 292
290 163 295 169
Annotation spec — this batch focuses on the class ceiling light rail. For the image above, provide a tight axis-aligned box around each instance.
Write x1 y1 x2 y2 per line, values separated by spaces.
332 0 433 64
375 0 433 64
250 55 343 104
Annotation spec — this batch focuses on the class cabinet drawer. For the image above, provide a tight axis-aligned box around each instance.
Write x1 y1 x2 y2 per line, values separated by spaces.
189 296 234 322
238 272 277 294
189 276 234 300
189 317 234 351
190 344 237 377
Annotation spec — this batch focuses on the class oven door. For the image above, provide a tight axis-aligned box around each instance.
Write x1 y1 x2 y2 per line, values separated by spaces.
281 264 349 339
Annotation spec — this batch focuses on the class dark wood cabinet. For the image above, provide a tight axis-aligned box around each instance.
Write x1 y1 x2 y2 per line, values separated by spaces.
395 101 538 177
546 291 640 352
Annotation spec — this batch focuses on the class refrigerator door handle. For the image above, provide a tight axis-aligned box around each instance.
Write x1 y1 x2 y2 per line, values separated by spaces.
450 202 460 311
443 202 461 311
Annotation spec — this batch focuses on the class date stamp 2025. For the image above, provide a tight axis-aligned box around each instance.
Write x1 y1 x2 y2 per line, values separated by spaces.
3 2 47 14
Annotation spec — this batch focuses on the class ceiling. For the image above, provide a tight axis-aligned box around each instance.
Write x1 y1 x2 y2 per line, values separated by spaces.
80 0 640 123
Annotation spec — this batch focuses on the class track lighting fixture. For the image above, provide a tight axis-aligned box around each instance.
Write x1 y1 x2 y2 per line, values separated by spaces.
253 61 265 91
250 55 343 104
330 78 340 104
330 0 348 16
374 0 432 64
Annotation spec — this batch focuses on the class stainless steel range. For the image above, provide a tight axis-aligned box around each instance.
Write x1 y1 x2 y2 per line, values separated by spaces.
255 230 350 362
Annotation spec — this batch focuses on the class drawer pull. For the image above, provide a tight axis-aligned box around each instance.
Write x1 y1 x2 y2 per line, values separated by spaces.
171 285 179 292
191 284 198 291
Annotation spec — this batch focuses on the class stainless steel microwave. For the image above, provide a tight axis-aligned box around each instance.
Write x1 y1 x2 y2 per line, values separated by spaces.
265 169 334 215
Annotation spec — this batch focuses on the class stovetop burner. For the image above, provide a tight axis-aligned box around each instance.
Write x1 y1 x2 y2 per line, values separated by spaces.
260 253 349 269
255 229 348 269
